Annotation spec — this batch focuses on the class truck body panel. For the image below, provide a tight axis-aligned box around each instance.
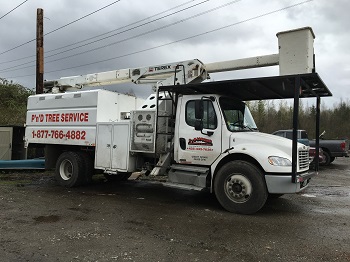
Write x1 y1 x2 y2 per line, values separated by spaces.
25 90 144 147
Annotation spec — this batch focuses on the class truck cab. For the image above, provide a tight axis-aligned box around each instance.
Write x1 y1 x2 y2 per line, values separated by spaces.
172 93 310 205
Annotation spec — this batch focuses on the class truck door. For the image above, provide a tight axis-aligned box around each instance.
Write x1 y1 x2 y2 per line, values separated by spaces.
175 96 222 165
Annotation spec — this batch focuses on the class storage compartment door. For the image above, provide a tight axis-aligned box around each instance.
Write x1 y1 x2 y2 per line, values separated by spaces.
95 124 112 169
111 123 130 170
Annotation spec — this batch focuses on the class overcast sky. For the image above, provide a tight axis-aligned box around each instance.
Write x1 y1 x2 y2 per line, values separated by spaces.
0 0 348 107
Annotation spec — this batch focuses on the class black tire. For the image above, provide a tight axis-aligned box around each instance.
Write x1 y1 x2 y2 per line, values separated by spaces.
320 151 331 166
55 151 85 187
330 156 336 163
78 151 94 185
214 161 268 215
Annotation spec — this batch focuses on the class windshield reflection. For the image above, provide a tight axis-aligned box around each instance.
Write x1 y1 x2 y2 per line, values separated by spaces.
219 97 258 132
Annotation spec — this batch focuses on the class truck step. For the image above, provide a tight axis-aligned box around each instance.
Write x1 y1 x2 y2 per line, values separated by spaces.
162 182 205 191
168 165 209 188
170 164 209 174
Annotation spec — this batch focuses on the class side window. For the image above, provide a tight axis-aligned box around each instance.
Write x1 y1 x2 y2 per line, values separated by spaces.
186 100 217 130
285 132 293 140
274 132 284 137
301 131 308 139
186 101 196 127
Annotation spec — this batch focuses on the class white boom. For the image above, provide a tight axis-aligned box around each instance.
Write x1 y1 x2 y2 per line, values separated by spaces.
44 27 315 93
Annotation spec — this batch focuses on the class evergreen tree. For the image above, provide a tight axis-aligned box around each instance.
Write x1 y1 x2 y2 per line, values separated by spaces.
0 78 34 125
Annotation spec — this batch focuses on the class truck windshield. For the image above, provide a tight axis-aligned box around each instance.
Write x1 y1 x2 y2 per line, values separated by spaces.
219 97 258 132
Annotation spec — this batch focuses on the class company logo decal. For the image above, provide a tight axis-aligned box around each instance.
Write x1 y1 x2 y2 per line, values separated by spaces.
149 65 172 72
188 137 213 146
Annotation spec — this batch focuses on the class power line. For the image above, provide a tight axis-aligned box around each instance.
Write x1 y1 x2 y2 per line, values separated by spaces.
45 0 122 37
0 0 29 21
0 0 122 56
45 0 198 54
5 0 313 79
46 0 210 58
0 0 217 73
0 0 206 68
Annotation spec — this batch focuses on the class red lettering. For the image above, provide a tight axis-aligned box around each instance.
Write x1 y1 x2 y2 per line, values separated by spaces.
55 114 60 122
45 112 89 122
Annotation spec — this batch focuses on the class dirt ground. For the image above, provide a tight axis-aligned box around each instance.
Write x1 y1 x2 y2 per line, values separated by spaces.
0 158 350 262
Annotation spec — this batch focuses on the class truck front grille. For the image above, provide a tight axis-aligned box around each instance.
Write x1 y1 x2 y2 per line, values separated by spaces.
299 149 309 170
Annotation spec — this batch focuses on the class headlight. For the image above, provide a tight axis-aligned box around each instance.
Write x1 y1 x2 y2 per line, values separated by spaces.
268 156 292 166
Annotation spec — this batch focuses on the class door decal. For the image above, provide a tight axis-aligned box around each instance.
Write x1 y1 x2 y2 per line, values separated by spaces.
187 137 213 152
188 137 213 146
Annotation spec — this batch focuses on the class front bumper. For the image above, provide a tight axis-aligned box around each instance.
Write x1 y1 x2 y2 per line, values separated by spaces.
265 170 317 194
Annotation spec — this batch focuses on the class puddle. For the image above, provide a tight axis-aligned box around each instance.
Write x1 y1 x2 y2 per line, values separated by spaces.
305 186 350 197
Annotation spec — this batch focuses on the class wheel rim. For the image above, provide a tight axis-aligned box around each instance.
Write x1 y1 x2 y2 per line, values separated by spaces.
224 174 252 203
59 159 73 181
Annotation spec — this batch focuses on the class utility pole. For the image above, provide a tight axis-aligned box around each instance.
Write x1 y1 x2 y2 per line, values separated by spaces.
36 8 44 94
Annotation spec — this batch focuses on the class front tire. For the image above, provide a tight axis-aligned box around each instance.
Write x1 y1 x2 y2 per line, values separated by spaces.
55 151 85 187
214 161 268 214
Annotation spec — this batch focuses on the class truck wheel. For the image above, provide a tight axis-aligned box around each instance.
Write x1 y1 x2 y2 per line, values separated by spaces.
214 161 268 214
55 151 84 187
78 151 94 185
321 151 331 166
330 157 336 163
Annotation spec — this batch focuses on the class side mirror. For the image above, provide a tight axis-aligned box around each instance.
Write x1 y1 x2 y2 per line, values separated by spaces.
195 100 203 119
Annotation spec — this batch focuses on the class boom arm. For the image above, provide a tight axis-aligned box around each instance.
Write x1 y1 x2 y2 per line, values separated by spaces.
44 27 315 93
44 59 208 93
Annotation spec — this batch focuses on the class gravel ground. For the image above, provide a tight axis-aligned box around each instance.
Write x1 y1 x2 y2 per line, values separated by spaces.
0 158 350 262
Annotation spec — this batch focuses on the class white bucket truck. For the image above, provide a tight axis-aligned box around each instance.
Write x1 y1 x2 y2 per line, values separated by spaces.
25 27 331 214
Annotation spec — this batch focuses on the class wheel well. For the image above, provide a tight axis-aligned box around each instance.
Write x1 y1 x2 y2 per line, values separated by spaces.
45 145 95 169
321 147 330 155
211 153 265 187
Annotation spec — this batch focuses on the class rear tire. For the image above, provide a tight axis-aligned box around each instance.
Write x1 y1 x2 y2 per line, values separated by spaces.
321 151 331 166
214 161 268 214
78 151 94 185
55 151 84 187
